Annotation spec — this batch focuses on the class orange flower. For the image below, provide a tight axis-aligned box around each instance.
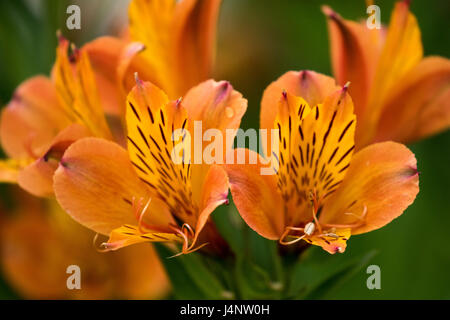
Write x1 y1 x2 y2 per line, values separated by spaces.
0 188 170 299
125 0 222 98
84 0 222 107
225 71 419 254
0 0 222 197
323 1 450 148
0 36 111 197
53 78 247 255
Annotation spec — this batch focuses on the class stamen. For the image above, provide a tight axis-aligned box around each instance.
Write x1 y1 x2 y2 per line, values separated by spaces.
343 204 367 220
321 205 368 229
168 223 209 257
181 223 195 238
279 226 306 245
317 232 340 239
279 234 306 246
137 198 152 233
132 196 158 232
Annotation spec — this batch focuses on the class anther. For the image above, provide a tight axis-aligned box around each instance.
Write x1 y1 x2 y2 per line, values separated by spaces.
304 222 315 236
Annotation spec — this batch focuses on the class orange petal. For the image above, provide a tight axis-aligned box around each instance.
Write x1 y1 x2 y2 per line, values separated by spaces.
183 79 247 138
322 6 385 124
260 71 339 156
193 164 229 244
319 141 419 235
0 159 31 183
0 195 78 299
273 86 356 227
0 76 70 158
83 36 128 116
102 224 182 251
53 37 112 139
116 41 147 107
17 123 90 197
126 80 199 225
128 0 176 96
362 1 423 146
307 228 351 254
224 149 284 240
172 0 221 94
54 137 174 235
375 56 450 143
181 79 247 202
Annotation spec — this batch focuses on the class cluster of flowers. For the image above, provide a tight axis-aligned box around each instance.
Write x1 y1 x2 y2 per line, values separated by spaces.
0 0 448 299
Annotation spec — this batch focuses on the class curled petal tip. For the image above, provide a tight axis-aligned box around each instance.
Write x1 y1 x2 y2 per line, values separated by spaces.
214 81 232 104
408 165 419 176
98 242 114 253
56 30 64 42
334 246 345 254
300 70 309 80
321 5 338 20
219 80 231 92
220 80 231 87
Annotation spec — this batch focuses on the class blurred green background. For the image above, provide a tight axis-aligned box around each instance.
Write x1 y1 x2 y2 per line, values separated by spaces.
0 0 449 299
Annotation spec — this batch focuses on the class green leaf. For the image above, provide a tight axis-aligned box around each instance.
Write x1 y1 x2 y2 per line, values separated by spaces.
155 244 228 299
155 244 206 299
211 200 245 256
287 247 377 299
213 201 285 299
234 256 277 299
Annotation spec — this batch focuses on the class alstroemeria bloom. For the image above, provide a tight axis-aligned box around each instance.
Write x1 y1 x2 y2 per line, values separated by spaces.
125 0 221 98
87 0 222 107
323 1 450 148
0 37 112 197
225 71 419 254
53 78 247 255
0 0 222 197
0 189 169 299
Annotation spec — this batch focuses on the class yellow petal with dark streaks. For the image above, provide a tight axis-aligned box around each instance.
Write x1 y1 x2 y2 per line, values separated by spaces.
361 1 422 146
128 0 176 96
53 36 112 139
126 79 195 224
306 227 351 254
102 224 182 251
274 86 356 226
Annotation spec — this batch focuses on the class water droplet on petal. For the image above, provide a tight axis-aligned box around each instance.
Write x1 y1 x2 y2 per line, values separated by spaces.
225 107 234 118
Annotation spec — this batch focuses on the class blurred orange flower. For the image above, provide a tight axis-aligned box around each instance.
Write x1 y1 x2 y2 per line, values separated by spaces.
0 0 223 198
0 188 170 299
0 36 113 198
323 1 450 148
